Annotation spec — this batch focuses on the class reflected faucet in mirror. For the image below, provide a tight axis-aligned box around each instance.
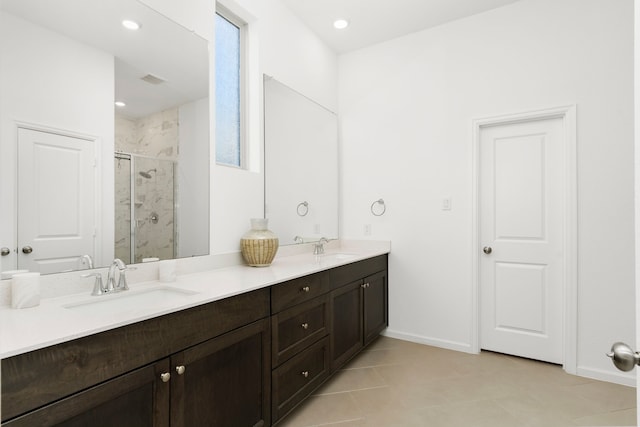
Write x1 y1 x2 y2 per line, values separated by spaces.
79 255 94 270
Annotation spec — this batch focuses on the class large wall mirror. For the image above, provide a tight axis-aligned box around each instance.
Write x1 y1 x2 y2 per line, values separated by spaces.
0 0 210 274
264 76 338 245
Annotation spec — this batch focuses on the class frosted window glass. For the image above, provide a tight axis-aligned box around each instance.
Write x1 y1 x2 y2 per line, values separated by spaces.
215 13 241 166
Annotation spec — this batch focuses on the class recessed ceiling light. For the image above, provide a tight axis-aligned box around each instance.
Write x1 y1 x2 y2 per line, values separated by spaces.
333 19 349 30
122 20 141 31
115 101 126 107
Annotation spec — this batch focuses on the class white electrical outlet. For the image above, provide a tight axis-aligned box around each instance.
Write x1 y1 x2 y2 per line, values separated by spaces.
364 224 372 236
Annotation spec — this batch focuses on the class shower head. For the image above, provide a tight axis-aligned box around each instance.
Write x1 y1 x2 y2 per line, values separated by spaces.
139 168 156 179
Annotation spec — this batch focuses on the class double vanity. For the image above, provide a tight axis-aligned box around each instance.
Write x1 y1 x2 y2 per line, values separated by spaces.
0 244 389 426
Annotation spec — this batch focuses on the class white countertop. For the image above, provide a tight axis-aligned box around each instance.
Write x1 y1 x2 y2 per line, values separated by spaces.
0 243 389 359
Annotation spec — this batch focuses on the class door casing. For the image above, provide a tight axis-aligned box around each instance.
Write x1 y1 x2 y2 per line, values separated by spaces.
470 105 577 374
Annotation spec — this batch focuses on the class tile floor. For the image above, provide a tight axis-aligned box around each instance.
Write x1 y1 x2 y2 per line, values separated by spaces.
278 337 637 427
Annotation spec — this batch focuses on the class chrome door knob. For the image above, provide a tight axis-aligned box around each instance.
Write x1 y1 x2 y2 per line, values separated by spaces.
483 246 492 254
22 246 33 254
606 342 640 372
1 247 10 256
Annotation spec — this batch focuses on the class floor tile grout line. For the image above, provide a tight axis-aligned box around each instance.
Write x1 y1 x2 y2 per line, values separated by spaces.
313 385 389 396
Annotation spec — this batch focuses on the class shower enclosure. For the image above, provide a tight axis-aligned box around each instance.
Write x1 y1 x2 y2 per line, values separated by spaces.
115 152 177 264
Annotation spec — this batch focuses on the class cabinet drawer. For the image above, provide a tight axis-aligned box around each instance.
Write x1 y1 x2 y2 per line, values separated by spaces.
271 271 330 313
272 337 330 422
272 295 330 367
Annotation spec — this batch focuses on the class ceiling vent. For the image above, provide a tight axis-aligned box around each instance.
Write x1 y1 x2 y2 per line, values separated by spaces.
140 74 166 85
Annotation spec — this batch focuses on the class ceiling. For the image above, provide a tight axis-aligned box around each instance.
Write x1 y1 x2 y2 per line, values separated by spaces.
2 0 209 118
280 0 523 54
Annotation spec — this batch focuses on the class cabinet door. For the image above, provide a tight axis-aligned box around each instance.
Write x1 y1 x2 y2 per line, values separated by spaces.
330 280 363 371
363 270 388 346
170 318 271 427
3 360 170 427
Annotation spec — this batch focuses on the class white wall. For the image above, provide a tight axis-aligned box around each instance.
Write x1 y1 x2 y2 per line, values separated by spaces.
339 0 635 384
0 11 115 270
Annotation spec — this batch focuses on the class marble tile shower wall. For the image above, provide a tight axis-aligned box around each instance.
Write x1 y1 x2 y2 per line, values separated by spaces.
115 109 179 263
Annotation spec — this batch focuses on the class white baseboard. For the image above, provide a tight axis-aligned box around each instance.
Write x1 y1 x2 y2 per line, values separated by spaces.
382 328 475 354
382 329 637 388
576 366 636 387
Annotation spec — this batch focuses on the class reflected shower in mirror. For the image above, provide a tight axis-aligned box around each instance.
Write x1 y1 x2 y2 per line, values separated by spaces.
264 76 339 245
0 0 210 275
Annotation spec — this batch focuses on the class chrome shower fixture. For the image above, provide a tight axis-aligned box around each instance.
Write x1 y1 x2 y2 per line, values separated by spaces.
139 168 157 179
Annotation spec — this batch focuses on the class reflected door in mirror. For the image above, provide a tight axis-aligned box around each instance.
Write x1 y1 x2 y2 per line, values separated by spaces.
18 128 97 274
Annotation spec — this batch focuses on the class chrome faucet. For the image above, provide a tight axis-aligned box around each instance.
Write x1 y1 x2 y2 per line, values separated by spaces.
313 237 329 255
81 258 131 296
107 258 129 292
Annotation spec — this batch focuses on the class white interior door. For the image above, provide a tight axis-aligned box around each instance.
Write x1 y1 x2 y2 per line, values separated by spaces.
18 128 96 273
479 117 564 364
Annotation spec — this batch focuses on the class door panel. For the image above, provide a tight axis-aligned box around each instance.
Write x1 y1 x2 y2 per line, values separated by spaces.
495 262 546 334
494 134 545 240
480 117 563 364
17 128 96 273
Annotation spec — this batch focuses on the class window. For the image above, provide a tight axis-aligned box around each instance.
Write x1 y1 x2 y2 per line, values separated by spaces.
215 9 245 167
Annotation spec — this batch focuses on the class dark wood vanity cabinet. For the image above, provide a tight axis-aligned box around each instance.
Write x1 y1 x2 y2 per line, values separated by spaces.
1 288 271 427
1 254 388 427
2 359 171 427
270 255 388 424
330 260 388 371
270 272 332 422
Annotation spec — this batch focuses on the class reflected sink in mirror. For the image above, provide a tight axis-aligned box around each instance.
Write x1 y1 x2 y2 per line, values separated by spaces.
63 286 199 313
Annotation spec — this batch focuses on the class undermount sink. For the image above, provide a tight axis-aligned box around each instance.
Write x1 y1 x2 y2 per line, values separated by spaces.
317 253 357 261
63 286 199 313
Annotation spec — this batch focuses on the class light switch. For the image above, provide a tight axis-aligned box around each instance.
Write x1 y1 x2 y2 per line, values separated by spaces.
442 198 452 211
364 224 372 236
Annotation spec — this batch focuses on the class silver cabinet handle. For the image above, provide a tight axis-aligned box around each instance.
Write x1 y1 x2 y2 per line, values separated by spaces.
301 286 310 293
301 371 309 378
361 283 370 289
483 246 492 255
22 246 33 254
301 323 309 330
1 247 10 256
176 365 186 375
160 372 171 382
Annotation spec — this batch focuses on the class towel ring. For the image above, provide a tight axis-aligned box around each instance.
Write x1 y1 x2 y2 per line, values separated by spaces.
371 199 386 216
297 201 309 217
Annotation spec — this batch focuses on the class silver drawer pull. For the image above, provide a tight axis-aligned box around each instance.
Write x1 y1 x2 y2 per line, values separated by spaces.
301 286 310 293
301 323 309 330
176 365 186 375
160 372 171 383
301 371 309 378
